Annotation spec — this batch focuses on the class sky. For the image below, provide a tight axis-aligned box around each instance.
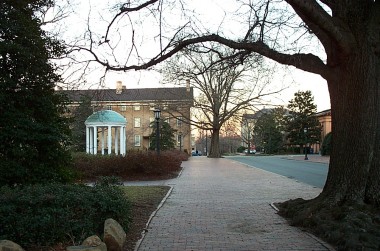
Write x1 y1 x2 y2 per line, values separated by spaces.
49 0 331 112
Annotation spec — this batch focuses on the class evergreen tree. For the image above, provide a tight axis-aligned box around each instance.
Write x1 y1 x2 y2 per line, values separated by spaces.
0 0 73 185
321 132 332 156
285 91 322 153
254 107 287 154
71 96 93 152
149 120 176 151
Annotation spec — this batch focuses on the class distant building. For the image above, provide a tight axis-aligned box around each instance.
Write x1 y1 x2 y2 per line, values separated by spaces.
61 81 194 153
312 109 332 153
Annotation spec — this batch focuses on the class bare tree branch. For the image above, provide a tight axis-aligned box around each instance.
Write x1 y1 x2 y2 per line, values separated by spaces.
104 0 159 42
285 0 355 56
77 33 330 79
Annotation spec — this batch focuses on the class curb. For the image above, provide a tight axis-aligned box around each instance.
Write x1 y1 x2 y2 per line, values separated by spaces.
270 202 336 251
133 164 184 250
134 186 174 251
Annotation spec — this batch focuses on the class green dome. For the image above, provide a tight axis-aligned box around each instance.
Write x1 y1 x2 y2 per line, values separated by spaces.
85 110 126 125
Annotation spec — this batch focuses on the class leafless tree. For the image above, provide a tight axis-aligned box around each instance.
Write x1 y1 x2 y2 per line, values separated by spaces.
160 46 281 157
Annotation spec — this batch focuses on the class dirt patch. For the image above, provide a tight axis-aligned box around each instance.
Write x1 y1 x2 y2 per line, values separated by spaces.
122 186 171 251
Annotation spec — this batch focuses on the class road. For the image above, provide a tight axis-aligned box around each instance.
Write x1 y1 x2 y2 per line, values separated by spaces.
226 155 328 188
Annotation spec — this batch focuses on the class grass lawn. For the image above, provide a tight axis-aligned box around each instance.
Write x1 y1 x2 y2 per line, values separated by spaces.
122 186 171 251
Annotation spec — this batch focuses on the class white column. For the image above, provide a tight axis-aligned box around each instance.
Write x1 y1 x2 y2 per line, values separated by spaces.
89 127 94 154
123 126 127 155
108 126 112 154
115 127 119 155
93 126 98 154
120 126 124 156
101 127 105 155
86 126 90 154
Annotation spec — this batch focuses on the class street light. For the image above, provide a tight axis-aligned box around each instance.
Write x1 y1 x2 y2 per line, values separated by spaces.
205 129 208 156
154 108 161 155
304 128 308 160
245 119 251 155
179 131 182 152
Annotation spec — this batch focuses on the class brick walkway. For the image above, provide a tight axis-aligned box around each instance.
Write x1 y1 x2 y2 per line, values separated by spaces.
135 157 334 251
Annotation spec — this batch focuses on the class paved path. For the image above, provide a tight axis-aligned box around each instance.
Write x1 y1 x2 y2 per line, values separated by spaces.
135 157 334 251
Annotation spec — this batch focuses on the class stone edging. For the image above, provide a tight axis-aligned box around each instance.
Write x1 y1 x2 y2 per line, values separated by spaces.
133 186 174 251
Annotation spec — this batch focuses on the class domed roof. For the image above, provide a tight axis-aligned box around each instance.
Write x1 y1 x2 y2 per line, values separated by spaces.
85 110 126 125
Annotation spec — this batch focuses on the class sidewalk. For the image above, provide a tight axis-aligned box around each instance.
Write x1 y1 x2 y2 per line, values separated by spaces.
135 157 334 251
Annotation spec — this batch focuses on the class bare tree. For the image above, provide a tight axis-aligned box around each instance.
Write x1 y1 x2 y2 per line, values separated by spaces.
160 46 279 157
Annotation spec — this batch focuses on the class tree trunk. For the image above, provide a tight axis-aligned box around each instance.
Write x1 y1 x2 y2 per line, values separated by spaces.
277 4 380 249
322 49 380 205
209 129 221 158
320 3 380 206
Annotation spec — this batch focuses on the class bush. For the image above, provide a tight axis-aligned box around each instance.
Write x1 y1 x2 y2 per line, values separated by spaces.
73 150 186 181
0 183 131 249
321 132 332 156
237 146 246 153
94 176 123 186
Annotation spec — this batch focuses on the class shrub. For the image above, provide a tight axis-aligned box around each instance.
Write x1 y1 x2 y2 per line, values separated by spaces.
0 183 131 249
94 176 123 186
73 150 186 181
237 146 246 153
321 132 332 156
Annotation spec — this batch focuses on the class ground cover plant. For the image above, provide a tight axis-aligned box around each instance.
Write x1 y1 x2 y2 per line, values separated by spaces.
0 150 186 250
278 199 380 251
73 150 187 182
0 183 131 250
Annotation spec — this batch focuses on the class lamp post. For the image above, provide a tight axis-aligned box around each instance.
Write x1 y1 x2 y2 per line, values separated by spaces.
304 128 308 160
179 131 182 152
205 129 208 157
154 108 161 155
246 119 251 155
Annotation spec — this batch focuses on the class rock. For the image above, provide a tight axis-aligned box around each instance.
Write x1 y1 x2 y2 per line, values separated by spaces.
82 235 103 247
0 240 25 251
66 244 106 251
103 218 126 251
66 236 107 251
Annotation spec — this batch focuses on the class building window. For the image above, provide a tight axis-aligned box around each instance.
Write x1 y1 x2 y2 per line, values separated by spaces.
177 117 183 127
150 117 155 127
106 105 112 110
134 105 140 111
134 135 141 146
165 117 170 124
120 105 127 111
134 117 141 128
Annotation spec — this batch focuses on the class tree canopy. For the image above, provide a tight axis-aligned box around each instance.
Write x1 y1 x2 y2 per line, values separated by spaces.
149 120 176 151
0 0 73 185
70 96 93 152
285 91 322 150
254 107 287 154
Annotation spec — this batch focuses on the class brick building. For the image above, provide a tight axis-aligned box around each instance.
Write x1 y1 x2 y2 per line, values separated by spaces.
62 82 194 153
